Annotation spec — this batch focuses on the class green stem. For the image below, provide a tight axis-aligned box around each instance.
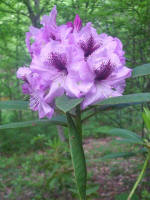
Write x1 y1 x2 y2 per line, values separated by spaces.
75 105 82 139
127 150 150 200
66 112 87 200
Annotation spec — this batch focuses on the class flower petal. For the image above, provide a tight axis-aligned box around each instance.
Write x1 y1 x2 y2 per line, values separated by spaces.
16 67 31 80
65 75 93 98
107 66 132 85
38 102 54 119
82 83 122 109
45 77 65 103
41 6 57 28
74 14 82 31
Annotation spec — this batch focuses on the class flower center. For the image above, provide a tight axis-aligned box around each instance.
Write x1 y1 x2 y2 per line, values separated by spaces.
50 33 56 40
95 61 113 81
80 36 100 58
49 52 67 72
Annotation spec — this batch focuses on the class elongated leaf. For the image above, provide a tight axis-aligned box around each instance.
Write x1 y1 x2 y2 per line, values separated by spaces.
116 192 139 200
86 102 143 115
109 128 141 139
98 102 143 111
70 186 99 196
132 63 150 78
95 93 150 107
142 107 150 131
94 126 113 133
91 148 147 162
66 113 86 200
56 95 83 113
102 152 137 159
0 100 28 110
86 186 99 196
0 115 67 129
101 128 142 143
114 138 143 145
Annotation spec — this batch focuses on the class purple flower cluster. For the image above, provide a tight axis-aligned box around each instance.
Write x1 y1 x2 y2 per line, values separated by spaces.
17 6 132 119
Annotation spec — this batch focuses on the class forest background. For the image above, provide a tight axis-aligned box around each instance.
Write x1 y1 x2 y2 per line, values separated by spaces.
0 0 150 199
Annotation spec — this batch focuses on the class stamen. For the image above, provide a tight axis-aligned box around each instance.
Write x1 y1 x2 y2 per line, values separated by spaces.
80 36 100 58
48 52 67 72
95 61 113 81
50 33 56 40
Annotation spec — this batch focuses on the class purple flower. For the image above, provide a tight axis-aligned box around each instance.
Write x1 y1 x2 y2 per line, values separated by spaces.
17 67 54 118
30 40 93 99
67 14 82 32
30 91 54 119
82 43 132 108
17 6 132 118
70 22 102 59
17 67 31 81
26 6 72 57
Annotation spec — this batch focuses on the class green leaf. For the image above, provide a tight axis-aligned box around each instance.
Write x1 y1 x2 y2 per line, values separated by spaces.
108 128 141 139
95 93 150 107
56 95 83 113
95 126 113 133
99 102 142 112
143 107 150 131
66 113 86 200
86 185 99 196
101 128 142 143
114 138 142 145
115 192 139 200
92 148 146 162
0 115 67 129
0 100 28 110
102 152 137 159
132 63 150 78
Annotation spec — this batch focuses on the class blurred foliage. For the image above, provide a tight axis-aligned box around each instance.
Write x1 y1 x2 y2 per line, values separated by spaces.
115 192 139 200
0 0 150 199
0 138 100 199
143 107 150 132
0 0 150 128
141 189 150 200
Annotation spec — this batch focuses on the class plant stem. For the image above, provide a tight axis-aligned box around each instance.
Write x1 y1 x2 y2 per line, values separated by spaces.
75 105 82 139
127 150 150 200
66 111 87 200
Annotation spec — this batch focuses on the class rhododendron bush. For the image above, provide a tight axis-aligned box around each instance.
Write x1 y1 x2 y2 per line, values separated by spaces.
1 6 150 200
17 6 131 119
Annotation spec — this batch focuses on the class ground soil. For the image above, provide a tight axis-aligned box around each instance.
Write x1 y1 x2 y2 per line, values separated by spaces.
83 138 143 200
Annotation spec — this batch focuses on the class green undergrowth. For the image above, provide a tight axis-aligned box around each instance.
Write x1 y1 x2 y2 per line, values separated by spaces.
0 136 147 200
